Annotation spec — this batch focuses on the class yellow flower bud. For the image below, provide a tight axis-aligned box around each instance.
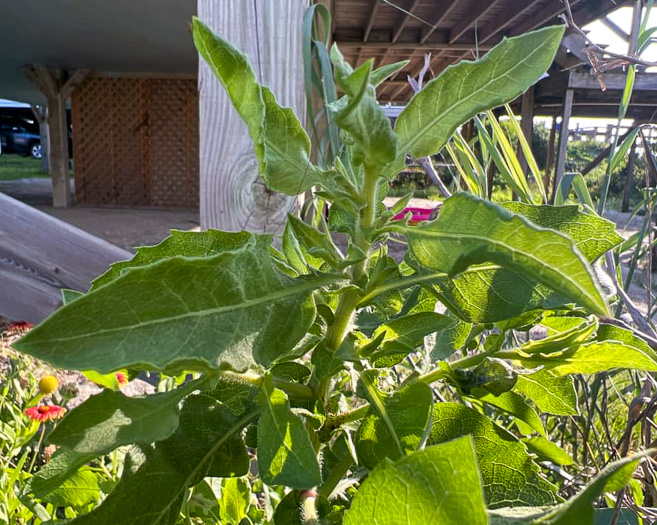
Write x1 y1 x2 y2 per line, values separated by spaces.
38 375 59 395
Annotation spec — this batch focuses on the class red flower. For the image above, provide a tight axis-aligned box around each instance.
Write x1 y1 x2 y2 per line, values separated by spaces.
25 405 67 422
115 372 128 386
8 321 34 334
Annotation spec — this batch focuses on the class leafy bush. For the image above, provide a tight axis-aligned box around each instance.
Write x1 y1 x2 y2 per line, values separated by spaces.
9 20 657 525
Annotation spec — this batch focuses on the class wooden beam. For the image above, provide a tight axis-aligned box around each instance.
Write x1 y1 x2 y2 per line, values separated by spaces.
335 41 493 51
552 88 574 203
0 192 131 323
420 0 459 44
568 70 657 91
509 0 585 37
32 64 57 100
61 69 90 100
478 0 542 44
364 0 381 42
356 0 382 66
198 0 308 233
449 0 503 44
392 0 422 43
601 16 630 42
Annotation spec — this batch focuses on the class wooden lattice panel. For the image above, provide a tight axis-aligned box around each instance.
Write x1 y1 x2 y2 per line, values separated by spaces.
72 77 199 208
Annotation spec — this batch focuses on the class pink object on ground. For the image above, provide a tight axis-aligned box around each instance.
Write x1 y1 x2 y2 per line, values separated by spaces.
392 207 434 223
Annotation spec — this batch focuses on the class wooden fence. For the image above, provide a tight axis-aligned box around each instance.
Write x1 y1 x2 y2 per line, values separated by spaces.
71 77 199 208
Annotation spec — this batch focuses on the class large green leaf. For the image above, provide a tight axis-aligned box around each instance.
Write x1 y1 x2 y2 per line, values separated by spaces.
355 379 433 469
48 379 204 456
27 449 96 505
488 452 647 524
525 340 657 376
514 370 578 416
404 193 608 317
432 315 472 361
473 390 545 437
70 394 254 525
429 403 558 508
430 268 568 323
330 46 397 170
15 235 334 373
92 230 251 290
522 437 573 466
519 315 597 355
257 377 322 489
510 318 657 376
219 477 251 524
389 26 564 177
35 467 101 509
501 203 622 262
193 18 325 195
416 201 620 323
344 436 488 525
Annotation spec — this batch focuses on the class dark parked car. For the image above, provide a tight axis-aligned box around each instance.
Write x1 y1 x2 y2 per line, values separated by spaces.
0 118 42 159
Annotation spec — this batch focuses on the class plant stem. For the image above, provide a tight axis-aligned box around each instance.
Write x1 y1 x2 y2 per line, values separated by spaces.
313 167 382 407
221 371 315 400
325 349 493 427
320 168 381 368
27 424 45 474
300 491 320 525
318 452 353 499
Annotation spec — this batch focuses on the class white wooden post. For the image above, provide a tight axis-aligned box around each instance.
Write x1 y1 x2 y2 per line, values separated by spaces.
198 0 309 233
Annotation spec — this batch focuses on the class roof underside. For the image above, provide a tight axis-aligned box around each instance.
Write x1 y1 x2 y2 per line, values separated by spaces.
0 0 197 104
333 0 633 102
0 0 636 106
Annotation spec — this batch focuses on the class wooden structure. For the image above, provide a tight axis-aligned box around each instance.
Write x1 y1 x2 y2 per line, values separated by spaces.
197 0 309 232
331 0 634 103
22 67 88 207
0 0 648 216
72 76 199 207
0 192 130 322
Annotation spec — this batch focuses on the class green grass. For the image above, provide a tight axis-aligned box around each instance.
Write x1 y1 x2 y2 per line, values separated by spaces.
0 154 49 181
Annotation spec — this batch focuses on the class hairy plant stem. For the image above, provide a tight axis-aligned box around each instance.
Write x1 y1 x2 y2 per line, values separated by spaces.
318 167 381 401
318 451 354 499
300 491 321 525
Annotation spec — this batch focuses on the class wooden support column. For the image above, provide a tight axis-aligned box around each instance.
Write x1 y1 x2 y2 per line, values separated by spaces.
30 104 49 173
621 140 638 212
198 0 309 233
544 116 557 197
23 67 88 208
551 88 574 203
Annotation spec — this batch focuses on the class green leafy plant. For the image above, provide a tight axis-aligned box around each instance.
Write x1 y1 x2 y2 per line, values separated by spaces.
10 19 657 524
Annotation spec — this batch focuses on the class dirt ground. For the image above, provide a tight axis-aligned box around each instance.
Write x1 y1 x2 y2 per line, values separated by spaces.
39 206 200 252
